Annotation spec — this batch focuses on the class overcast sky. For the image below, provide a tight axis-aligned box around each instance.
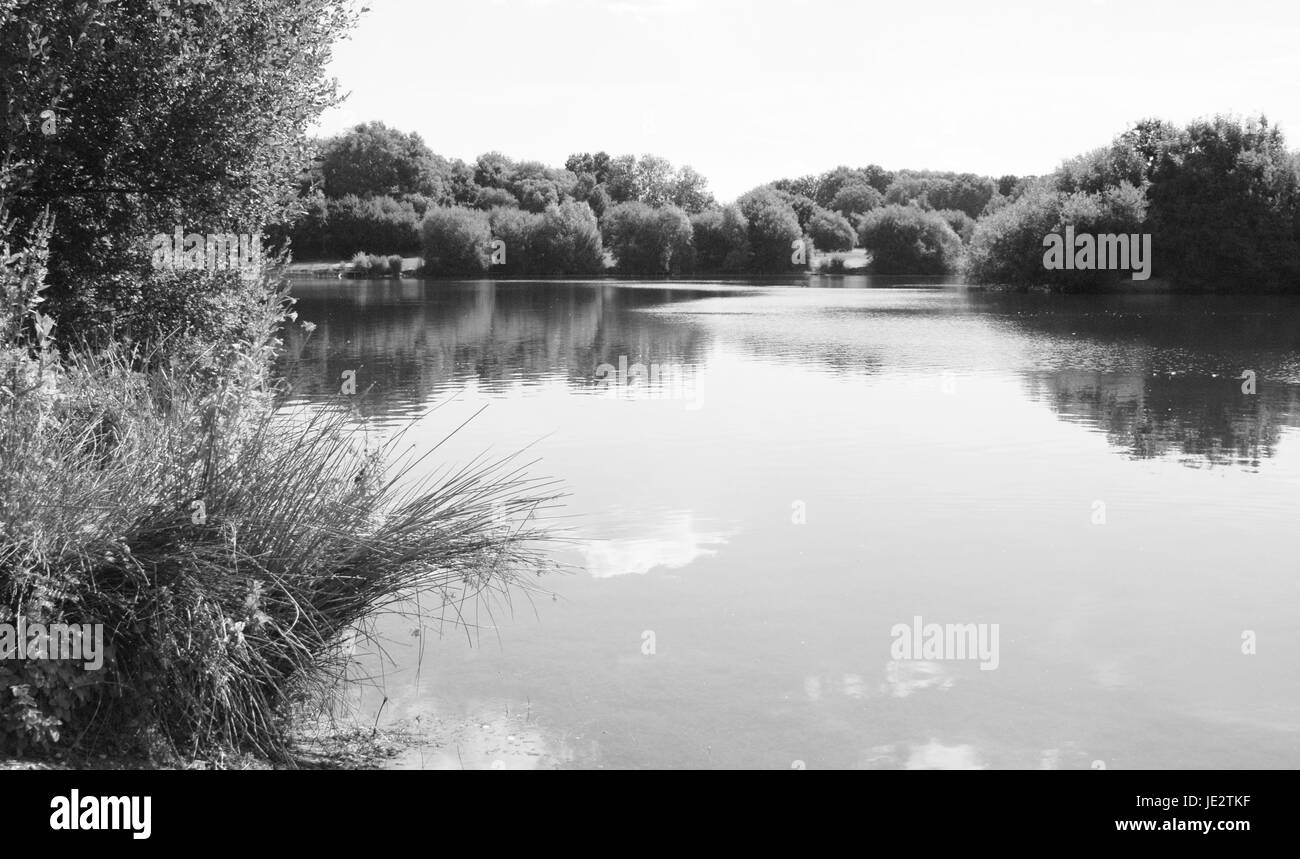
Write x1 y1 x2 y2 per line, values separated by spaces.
315 0 1300 201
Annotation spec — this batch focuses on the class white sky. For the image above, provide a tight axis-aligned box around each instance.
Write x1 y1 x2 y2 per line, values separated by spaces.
315 0 1300 202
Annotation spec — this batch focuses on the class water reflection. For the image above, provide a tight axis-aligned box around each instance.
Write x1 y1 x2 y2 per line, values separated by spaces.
579 510 731 579
970 291 1300 468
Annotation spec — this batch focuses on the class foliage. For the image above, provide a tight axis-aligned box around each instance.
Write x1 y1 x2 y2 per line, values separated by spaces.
419 206 492 275
0 0 356 340
737 189 803 272
857 204 964 274
688 206 752 272
601 202 692 274
807 207 856 251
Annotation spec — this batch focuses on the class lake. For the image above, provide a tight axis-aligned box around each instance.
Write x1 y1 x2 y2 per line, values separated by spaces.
278 276 1300 769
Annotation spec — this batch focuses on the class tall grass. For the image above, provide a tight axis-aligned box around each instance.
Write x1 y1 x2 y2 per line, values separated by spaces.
0 211 564 761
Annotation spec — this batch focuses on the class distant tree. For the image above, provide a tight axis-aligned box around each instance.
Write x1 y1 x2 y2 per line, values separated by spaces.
602 201 693 274
1146 115 1300 288
604 155 640 203
690 206 751 272
325 194 420 256
934 209 976 244
565 152 612 185
514 177 561 213
829 182 883 218
320 122 441 198
473 187 519 210
536 201 605 274
420 206 492 274
737 188 803 272
487 206 544 275
670 165 716 213
586 184 611 218
771 190 818 231
771 175 820 200
807 207 856 251
884 171 994 219
858 205 963 274
636 155 676 206
474 151 516 190
814 165 893 208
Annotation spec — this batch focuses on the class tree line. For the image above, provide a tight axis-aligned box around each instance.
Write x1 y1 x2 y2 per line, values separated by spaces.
276 121 1023 276
280 117 1300 289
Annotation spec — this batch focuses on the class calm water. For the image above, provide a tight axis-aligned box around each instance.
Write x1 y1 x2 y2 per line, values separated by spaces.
279 277 1300 769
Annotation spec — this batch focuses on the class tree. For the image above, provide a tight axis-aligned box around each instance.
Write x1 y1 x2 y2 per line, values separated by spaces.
537 201 605 274
420 206 492 275
474 151 516 190
474 187 519 210
604 155 640 203
857 205 963 274
690 206 751 272
565 152 612 185
636 155 676 206
737 188 802 272
829 182 883 218
807 207 856 251
670 165 715 213
1146 115 1300 288
602 201 692 274
0 0 357 336
771 175 819 200
320 122 441 198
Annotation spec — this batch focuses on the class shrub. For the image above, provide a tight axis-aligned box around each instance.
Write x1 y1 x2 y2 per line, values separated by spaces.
966 181 1148 287
857 205 964 274
601 202 693 275
736 189 803 272
324 195 421 257
807 207 856 251
473 187 519 211
344 252 404 277
689 206 752 272
419 207 492 275
487 207 544 275
1145 116 1300 289
536 201 604 274
829 182 883 218
935 209 976 244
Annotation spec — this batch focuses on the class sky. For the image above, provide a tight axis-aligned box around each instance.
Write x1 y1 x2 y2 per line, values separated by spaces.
314 0 1300 202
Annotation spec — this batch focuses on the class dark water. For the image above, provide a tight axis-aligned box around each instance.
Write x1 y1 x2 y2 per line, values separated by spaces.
278 276 1300 769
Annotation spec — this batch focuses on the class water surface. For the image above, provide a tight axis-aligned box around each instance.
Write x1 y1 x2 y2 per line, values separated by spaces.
279 277 1300 769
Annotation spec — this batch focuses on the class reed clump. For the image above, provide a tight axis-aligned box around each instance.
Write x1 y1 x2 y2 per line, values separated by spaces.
0 212 562 761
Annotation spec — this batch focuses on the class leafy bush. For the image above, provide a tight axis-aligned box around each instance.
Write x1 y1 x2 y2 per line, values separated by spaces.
535 201 605 274
322 195 421 257
884 172 996 218
344 253 404 277
1144 116 1300 289
419 207 492 275
857 205 964 274
829 182 883 218
966 181 1148 287
689 206 752 272
807 207 856 251
485 208 543 275
737 189 803 272
936 209 976 244
473 187 519 211
601 202 693 275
